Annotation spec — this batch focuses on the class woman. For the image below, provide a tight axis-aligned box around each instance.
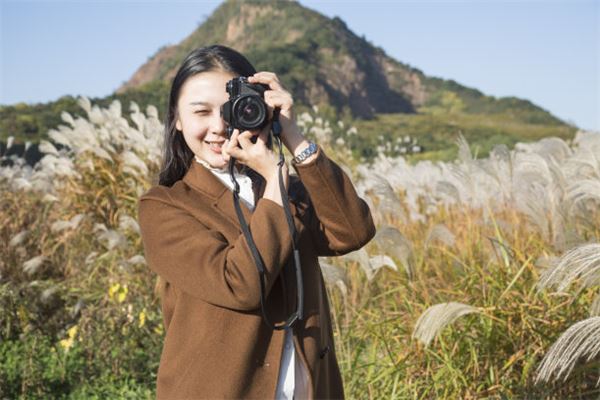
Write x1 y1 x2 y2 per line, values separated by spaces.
138 45 375 399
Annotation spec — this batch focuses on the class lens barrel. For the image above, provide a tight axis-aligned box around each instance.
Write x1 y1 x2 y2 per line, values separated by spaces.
221 77 269 133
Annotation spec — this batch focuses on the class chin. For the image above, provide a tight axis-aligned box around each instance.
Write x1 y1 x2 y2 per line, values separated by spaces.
210 157 227 169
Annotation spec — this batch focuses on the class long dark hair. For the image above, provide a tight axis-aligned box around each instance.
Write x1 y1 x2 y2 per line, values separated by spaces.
158 45 257 187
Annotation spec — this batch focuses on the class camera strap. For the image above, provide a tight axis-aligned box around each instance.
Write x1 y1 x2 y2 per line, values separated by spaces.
227 108 304 330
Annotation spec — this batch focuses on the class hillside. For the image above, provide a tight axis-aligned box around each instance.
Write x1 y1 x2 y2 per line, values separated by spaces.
0 0 576 163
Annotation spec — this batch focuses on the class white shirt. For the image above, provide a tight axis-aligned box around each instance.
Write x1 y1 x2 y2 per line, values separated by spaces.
194 156 255 210
194 156 310 399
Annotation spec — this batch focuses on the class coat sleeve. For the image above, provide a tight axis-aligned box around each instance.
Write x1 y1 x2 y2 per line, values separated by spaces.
137 190 295 311
292 144 376 256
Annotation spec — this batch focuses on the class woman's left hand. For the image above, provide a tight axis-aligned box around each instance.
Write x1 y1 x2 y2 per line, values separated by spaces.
247 72 304 151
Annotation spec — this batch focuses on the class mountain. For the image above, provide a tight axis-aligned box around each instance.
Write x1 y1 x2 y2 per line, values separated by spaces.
1 0 575 163
116 0 564 126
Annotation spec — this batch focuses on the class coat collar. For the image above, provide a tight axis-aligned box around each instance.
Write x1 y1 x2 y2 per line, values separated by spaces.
182 160 266 225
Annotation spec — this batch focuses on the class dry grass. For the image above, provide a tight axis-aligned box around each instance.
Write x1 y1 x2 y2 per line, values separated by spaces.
1 97 599 398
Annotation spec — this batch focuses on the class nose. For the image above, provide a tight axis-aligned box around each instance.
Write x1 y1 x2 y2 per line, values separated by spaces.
209 110 226 136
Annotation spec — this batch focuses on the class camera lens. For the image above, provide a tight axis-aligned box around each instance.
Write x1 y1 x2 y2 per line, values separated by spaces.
235 96 266 129
242 103 259 120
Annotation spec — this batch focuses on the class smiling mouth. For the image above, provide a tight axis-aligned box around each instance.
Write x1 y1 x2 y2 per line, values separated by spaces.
205 140 224 152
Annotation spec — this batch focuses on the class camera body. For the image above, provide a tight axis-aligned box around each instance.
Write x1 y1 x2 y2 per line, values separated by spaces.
221 77 269 138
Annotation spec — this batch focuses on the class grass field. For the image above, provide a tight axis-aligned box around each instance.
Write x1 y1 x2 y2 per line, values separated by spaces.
1 98 598 398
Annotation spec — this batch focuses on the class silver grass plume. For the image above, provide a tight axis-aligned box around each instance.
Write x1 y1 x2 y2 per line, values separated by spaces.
412 302 480 347
319 258 349 297
39 140 60 156
23 255 45 276
537 243 600 292
425 223 456 249
535 317 600 385
370 173 406 222
51 213 86 233
369 254 398 272
118 214 141 234
93 223 127 250
372 225 414 279
341 248 398 281
85 252 99 266
9 230 28 247
456 133 473 164
126 255 146 266
567 179 600 208
435 180 461 204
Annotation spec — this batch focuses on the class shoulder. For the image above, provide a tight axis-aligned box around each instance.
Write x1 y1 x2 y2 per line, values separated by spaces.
140 184 171 202
137 185 175 224
137 181 208 234
138 179 197 213
139 178 198 202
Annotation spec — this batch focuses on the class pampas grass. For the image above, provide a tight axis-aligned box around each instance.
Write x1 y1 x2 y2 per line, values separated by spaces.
411 302 480 347
535 317 600 385
2 97 600 398
537 243 600 292
22 255 45 276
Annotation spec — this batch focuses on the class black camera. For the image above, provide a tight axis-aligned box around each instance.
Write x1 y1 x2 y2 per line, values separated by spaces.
221 77 269 139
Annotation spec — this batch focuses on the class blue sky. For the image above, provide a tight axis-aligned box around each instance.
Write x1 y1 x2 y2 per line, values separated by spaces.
1 0 598 131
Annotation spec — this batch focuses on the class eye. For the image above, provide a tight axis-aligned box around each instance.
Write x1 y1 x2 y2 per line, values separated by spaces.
194 109 209 115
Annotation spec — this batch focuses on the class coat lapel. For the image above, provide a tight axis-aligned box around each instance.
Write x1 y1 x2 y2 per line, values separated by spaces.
182 160 263 228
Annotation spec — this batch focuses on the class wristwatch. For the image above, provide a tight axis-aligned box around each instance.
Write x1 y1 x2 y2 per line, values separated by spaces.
292 142 318 164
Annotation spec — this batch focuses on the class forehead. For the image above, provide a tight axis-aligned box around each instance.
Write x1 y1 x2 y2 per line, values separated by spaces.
179 70 236 106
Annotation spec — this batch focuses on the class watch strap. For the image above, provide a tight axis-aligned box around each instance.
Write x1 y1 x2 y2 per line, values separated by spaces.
292 141 318 164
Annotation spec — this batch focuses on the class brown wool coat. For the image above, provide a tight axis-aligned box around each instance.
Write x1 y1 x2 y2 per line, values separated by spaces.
138 145 376 399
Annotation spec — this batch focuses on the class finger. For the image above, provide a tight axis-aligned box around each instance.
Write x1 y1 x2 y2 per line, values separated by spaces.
248 128 262 144
225 145 244 161
224 134 245 159
258 125 269 142
237 130 254 148
248 72 283 91
221 146 231 162
264 91 293 113
257 127 271 148
224 129 239 152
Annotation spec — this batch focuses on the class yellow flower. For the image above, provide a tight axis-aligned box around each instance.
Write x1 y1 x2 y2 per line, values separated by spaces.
139 309 146 328
60 325 78 351
108 282 128 303
108 283 120 299
117 285 128 303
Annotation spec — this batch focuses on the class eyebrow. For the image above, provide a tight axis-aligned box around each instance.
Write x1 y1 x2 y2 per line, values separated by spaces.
189 101 211 106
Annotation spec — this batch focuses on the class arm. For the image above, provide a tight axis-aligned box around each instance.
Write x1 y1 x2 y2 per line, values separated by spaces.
138 192 296 311
292 144 376 256
245 71 375 255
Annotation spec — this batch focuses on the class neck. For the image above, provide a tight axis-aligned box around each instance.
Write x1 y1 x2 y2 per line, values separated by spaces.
194 155 245 174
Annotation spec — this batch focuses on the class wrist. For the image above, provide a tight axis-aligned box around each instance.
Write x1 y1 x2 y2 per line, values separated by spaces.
264 163 288 182
283 127 307 155
292 141 318 165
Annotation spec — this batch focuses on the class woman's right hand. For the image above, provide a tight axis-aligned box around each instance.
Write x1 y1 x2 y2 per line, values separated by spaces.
221 127 281 180
222 127 289 206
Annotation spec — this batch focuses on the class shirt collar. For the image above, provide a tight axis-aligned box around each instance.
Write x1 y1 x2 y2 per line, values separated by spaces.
194 155 250 178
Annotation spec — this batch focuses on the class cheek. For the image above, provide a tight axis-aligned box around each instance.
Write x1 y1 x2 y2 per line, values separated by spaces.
181 125 208 149
181 119 208 137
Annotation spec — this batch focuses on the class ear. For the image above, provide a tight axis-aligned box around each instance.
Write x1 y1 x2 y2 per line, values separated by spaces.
175 118 182 131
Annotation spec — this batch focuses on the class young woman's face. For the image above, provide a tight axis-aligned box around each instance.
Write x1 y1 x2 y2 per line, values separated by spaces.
176 69 236 169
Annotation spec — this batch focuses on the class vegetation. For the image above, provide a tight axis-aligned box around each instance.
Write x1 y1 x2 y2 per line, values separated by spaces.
1 98 599 398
